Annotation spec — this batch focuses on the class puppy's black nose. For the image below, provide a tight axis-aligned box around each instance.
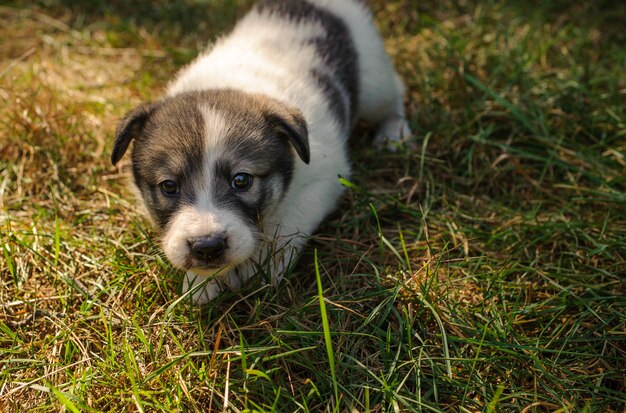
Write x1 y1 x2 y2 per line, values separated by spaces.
189 235 227 262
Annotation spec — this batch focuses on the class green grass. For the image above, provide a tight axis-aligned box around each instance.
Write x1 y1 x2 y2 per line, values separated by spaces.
1 0 625 411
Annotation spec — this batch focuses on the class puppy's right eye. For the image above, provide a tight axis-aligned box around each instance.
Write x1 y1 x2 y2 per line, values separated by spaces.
159 180 180 196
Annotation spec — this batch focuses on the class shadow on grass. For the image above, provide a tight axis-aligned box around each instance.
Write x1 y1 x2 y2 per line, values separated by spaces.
33 0 247 29
20 0 253 50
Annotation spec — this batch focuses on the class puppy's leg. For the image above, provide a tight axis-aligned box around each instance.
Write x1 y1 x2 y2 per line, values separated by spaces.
371 73 412 150
182 269 241 305
232 230 307 289
182 272 223 305
355 32 412 150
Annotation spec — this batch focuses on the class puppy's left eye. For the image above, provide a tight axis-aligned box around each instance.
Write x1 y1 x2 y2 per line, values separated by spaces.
159 180 180 196
231 173 253 190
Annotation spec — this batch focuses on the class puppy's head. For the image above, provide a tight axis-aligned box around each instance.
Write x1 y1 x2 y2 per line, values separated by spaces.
112 89 308 274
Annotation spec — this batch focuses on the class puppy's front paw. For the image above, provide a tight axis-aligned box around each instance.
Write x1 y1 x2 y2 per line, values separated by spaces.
182 268 246 305
182 271 222 305
373 116 413 151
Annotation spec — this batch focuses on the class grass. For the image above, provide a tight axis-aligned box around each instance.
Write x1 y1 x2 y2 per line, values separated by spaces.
1 0 625 411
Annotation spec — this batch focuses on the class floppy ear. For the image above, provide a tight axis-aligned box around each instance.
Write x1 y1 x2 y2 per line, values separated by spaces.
111 103 156 165
265 105 310 164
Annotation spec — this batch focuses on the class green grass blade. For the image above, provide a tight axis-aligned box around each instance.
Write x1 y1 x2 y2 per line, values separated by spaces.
54 213 60 268
314 249 340 412
50 386 81 413
464 73 541 136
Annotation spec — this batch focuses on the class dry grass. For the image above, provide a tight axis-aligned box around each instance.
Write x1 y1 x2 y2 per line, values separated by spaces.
1 1 625 412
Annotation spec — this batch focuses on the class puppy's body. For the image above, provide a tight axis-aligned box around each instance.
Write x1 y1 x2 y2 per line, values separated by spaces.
112 0 410 304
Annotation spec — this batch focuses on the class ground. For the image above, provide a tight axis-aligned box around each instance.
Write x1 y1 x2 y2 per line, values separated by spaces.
0 0 625 412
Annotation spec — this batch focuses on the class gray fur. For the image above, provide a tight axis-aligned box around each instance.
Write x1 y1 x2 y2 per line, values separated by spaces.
112 89 308 233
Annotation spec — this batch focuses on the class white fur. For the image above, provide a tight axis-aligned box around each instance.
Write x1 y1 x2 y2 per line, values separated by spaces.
166 0 411 304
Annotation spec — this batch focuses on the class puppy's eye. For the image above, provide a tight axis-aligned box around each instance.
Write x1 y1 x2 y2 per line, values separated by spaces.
231 173 253 190
159 180 180 196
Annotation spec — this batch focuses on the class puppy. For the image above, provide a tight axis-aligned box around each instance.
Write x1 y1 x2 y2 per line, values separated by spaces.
111 0 411 304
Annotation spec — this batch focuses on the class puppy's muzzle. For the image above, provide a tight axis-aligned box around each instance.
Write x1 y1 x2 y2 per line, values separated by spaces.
189 234 227 264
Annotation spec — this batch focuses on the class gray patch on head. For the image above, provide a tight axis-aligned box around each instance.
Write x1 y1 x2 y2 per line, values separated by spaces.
112 94 209 229
198 90 303 225
132 95 209 228
254 0 359 126
115 89 307 233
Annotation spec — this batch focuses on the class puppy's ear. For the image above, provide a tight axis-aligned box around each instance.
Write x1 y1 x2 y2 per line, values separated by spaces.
111 103 156 165
265 105 310 164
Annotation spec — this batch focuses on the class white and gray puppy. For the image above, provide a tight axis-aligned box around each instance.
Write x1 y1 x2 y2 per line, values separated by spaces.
112 0 411 304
